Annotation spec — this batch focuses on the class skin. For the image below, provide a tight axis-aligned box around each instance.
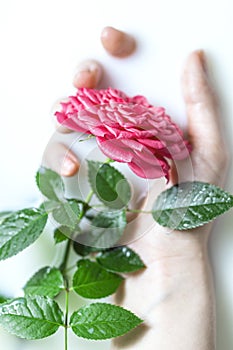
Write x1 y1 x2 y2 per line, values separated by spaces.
43 142 79 177
73 59 103 89
101 26 136 58
47 30 228 349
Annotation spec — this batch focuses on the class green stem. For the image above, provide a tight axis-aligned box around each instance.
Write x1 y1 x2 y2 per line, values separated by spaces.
64 287 69 350
85 190 94 206
78 134 94 142
105 158 114 164
60 239 72 273
59 189 94 273
60 189 95 349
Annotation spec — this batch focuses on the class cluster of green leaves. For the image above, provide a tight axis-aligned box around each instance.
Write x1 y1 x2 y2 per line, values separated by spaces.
0 160 233 348
0 163 145 344
0 244 144 341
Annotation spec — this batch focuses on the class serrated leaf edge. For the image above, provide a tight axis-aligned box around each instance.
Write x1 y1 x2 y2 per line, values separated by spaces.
70 302 143 340
0 296 64 339
72 260 124 299
96 247 146 273
23 266 65 297
36 166 65 201
87 161 131 208
153 181 233 230
0 209 48 260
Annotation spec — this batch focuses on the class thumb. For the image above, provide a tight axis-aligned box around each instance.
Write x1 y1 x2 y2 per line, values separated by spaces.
43 143 80 177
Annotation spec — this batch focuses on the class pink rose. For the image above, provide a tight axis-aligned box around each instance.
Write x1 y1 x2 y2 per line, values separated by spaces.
55 88 191 180
56 87 151 129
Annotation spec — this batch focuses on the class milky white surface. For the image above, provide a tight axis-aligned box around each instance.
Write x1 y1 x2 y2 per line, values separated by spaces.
0 0 232 349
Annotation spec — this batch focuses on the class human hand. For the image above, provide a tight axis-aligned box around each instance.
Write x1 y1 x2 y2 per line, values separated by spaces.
112 50 229 350
123 50 229 267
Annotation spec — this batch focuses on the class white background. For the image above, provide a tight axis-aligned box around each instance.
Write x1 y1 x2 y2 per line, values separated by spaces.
0 0 232 349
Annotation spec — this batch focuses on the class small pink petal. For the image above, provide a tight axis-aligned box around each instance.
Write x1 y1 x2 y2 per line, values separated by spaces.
128 158 169 179
137 138 165 149
96 137 134 163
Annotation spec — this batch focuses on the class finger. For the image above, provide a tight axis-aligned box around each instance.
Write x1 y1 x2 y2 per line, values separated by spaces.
182 50 222 152
43 143 79 177
101 26 136 58
53 60 103 134
181 50 228 185
73 59 103 89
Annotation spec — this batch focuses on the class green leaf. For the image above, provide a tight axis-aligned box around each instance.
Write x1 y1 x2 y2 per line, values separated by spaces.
152 181 233 230
54 226 69 244
52 200 80 229
0 211 12 219
40 200 61 212
70 302 143 340
0 211 12 224
0 295 9 304
79 210 127 249
0 208 48 261
88 161 131 209
36 167 64 201
67 198 91 213
97 247 145 273
73 235 100 256
24 267 64 298
72 259 123 299
0 296 64 339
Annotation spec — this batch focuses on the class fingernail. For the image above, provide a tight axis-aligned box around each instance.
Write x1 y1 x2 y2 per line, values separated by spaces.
73 60 102 89
196 50 208 73
61 157 79 177
101 26 136 58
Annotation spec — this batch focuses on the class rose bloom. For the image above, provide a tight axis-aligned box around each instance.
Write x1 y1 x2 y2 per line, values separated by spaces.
55 88 191 180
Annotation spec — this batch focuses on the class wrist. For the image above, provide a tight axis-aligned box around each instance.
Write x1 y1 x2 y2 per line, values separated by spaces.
115 230 213 319
128 223 211 267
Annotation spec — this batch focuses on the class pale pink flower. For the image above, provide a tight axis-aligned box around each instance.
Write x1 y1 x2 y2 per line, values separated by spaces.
55 88 191 180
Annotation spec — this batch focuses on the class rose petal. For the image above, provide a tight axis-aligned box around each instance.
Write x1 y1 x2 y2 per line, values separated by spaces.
128 158 169 179
96 137 134 163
